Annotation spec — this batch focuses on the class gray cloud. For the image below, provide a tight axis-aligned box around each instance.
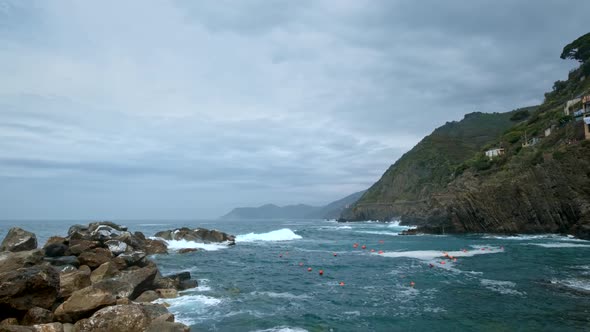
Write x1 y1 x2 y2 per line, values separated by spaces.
0 0 588 219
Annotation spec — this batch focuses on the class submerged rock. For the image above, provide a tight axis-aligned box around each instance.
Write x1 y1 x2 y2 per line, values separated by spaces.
0 228 38 252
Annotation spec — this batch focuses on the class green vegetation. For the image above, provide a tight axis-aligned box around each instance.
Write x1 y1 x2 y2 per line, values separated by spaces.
560 32 590 63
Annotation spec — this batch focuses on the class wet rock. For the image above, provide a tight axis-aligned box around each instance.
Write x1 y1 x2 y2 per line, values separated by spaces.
0 265 60 314
155 289 177 299
177 248 198 254
77 248 112 269
0 228 37 252
114 232 143 250
155 227 235 244
90 225 121 242
144 239 168 255
90 262 119 284
54 286 116 323
31 323 63 332
117 251 147 267
134 290 158 303
146 321 190 332
21 307 54 326
65 240 99 256
43 256 79 268
43 244 68 258
72 304 164 332
59 270 91 299
104 240 128 256
0 250 44 274
154 272 197 291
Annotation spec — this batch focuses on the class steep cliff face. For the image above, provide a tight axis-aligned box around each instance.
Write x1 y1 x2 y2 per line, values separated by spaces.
341 110 524 222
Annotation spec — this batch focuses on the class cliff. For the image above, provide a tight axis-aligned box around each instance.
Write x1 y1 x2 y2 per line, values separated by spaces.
341 33 590 239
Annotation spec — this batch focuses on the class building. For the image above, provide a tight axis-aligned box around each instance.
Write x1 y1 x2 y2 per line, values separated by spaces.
485 148 504 159
583 95 590 114
522 137 540 148
584 117 590 140
564 97 581 115
545 128 552 137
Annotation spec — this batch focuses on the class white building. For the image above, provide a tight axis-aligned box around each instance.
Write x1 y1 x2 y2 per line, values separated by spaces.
485 148 504 159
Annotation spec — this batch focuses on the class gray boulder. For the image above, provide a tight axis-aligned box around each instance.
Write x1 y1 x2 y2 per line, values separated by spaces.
0 265 60 314
0 228 37 252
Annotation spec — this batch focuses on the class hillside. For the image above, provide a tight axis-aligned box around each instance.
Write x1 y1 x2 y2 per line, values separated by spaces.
340 33 590 239
341 110 526 221
221 190 365 220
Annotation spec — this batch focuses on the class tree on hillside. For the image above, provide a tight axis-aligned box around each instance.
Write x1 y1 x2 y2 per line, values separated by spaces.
561 32 590 63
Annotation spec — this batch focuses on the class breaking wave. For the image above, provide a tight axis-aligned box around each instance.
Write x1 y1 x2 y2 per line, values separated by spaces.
236 228 302 242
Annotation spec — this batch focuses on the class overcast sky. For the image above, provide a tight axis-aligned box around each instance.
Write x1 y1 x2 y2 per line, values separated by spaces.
0 0 588 219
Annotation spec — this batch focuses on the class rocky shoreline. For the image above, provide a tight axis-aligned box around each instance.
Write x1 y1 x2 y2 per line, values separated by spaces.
0 222 235 332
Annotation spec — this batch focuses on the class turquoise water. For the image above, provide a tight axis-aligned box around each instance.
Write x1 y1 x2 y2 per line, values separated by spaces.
2 219 590 331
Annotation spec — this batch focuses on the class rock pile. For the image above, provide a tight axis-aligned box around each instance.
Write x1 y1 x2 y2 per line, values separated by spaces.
154 227 236 245
0 222 203 332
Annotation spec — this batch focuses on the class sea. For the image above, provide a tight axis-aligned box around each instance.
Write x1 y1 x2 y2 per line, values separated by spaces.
1 219 589 332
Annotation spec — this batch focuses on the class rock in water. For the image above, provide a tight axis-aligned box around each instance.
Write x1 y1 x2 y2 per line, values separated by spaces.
0 228 37 252
72 304 175 332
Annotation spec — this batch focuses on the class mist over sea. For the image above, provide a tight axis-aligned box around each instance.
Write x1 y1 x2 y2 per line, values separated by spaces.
2 219 589 331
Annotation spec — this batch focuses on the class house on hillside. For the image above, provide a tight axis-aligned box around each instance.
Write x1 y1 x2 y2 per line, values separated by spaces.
485 148 504 159
564 97 581 116
584 117 590 140
522 137 540 148
583 95 590 114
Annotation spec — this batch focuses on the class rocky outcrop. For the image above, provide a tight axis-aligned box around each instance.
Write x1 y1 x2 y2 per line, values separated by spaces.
0 221 201 331
155 227 235 245
0 228 37 252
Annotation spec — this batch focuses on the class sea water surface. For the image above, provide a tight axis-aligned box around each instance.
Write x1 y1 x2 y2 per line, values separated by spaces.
1 219 589 331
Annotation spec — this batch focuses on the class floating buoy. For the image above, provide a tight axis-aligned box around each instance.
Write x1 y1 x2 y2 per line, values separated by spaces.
361 245 366 249
307 267 312 272
449 255 454 259
378 250 384 254
339 282 345 286
429 263 434 268
299 262 303 266
462 249 467 253
410 281 415 287
319 270 324 276
453 258 457 262
353 243 359 248
371 249 375 252
279 255 283 258
443 252 448 256
481 248 486 251
333 253 337 257
440 261 446 265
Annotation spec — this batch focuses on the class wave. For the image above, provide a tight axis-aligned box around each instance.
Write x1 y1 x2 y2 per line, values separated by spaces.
355 230 400 236
236 228 302 242
480 279 525 296
526 243 590 248
378 246 504 260
484 234 589 242
250 291 310 300
254 327 308 332
154 294 222 326
156 238 231 251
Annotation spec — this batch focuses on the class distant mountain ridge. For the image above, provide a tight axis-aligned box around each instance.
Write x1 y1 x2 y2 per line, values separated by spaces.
220 191 365 220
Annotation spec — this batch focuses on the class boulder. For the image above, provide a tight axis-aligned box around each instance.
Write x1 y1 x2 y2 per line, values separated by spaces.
53 286 116 323
0 250 44 274
65 240 99 256
134 290 159 303
61 324 73 332
155 227 235 244
90 225 121 242
153 271 197 291
119 264 158 299
43 256 79 268
0 326 34 332
146 321 190 332
43 244 67 258
114 232 143 250
72 304 166 332
90 262 119 284
104 240 128 256
21 307 54 326
59 270 91 299
0 319 18 326
31 323 63 332
0 265 60 315
77 249 112 269
155 289 177 299
0 228 37 252
195 228 235 243
88 222 127 233
67 225 88 237
177 248 198 254
144 239 168 255
117 251 147 267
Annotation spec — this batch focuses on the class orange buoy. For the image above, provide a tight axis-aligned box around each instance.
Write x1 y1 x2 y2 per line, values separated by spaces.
307 267 312 272
299 262 303 266
410 281 415 287
361 245 366 249
319 270 324 276
339 282 345 286
353 243 359 248
378 250 384 254
453 258 457 262
333 253 337 257
449 255 454 259
440 261 446 265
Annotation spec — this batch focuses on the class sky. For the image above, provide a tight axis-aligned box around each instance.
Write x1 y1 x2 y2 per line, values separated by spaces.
0 0 588 220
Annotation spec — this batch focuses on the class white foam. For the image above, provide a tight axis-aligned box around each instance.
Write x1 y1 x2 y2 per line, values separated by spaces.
551 278 590 292
236 228 302 242
154 294 222 325
250 291 310 300
379 246 503 260
254 327 308 332
337 226 352 229
355 230 400 236
484 234 589 242
156 238 230 251
526 243 590 248
480 279 525 296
